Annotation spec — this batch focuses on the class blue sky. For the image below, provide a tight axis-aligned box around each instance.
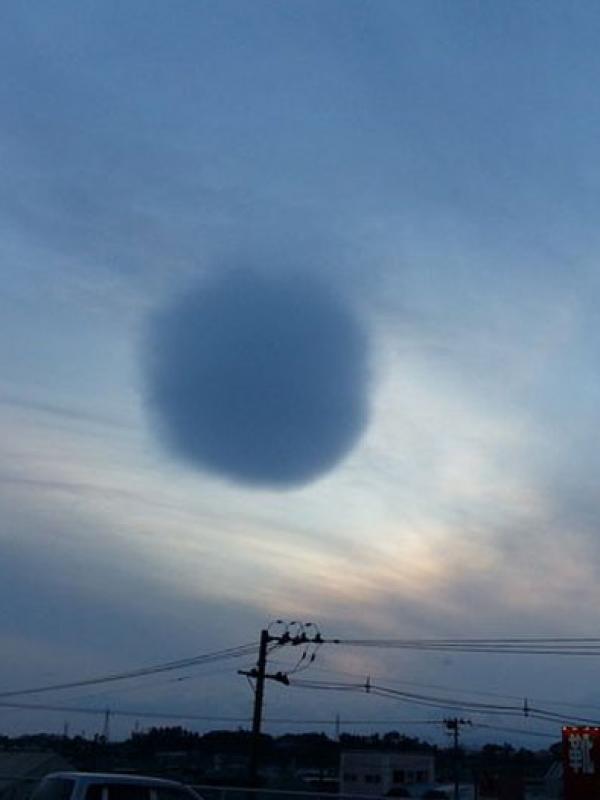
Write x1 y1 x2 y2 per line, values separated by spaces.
2 1 600 744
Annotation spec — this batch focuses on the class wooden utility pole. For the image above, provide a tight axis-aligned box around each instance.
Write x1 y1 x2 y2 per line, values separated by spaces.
248 629 269 786
239 623 321 786
444 718 471 800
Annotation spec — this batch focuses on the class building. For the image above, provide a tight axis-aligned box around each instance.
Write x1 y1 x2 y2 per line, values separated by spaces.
340 751 435 796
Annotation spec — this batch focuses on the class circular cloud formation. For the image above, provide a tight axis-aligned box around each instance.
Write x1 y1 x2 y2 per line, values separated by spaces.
144 269 370 488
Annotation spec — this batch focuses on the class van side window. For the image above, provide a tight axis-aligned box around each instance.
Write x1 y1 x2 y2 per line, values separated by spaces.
85 787 104 800
85 785 151 800
152 790 195 800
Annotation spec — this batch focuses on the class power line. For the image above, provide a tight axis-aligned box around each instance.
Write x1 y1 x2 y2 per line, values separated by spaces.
10 633 600 702
330 637 600 645
0 698 452 729
274 662 526 703
287 676 600 729
37 661 257 709
237 623 600 769
473 722 557 741
257 631 600 660
0 699 251 723
0 699 444 727
0 643 257 699
0 696 560 740
324 637 600 656
272 656 600 717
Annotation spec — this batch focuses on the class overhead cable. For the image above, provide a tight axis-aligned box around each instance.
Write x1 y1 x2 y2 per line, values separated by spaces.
0 643 257 699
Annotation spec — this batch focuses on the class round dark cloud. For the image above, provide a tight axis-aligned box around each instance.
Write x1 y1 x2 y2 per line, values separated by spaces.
144 269 370 488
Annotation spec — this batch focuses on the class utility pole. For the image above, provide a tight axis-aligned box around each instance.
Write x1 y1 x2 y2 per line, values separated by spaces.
248 628 269 786
240 628 289 785
239 622 322 785
102 708 111 742
444 718 471 800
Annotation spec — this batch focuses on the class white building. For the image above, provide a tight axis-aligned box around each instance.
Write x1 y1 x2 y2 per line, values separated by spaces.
340 750 435 796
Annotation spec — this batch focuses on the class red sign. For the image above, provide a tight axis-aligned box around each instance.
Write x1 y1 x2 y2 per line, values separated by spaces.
563 726 600 800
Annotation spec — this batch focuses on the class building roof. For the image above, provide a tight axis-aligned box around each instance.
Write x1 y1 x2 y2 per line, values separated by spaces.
341 750 434 764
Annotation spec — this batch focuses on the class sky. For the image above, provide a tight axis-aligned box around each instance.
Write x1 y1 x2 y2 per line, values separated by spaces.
3 0 600 746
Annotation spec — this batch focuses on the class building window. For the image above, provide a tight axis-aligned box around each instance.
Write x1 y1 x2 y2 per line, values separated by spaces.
393 770 405 783
343 774 357 783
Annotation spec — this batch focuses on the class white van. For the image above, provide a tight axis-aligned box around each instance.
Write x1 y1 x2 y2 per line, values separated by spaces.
31 772 204 800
